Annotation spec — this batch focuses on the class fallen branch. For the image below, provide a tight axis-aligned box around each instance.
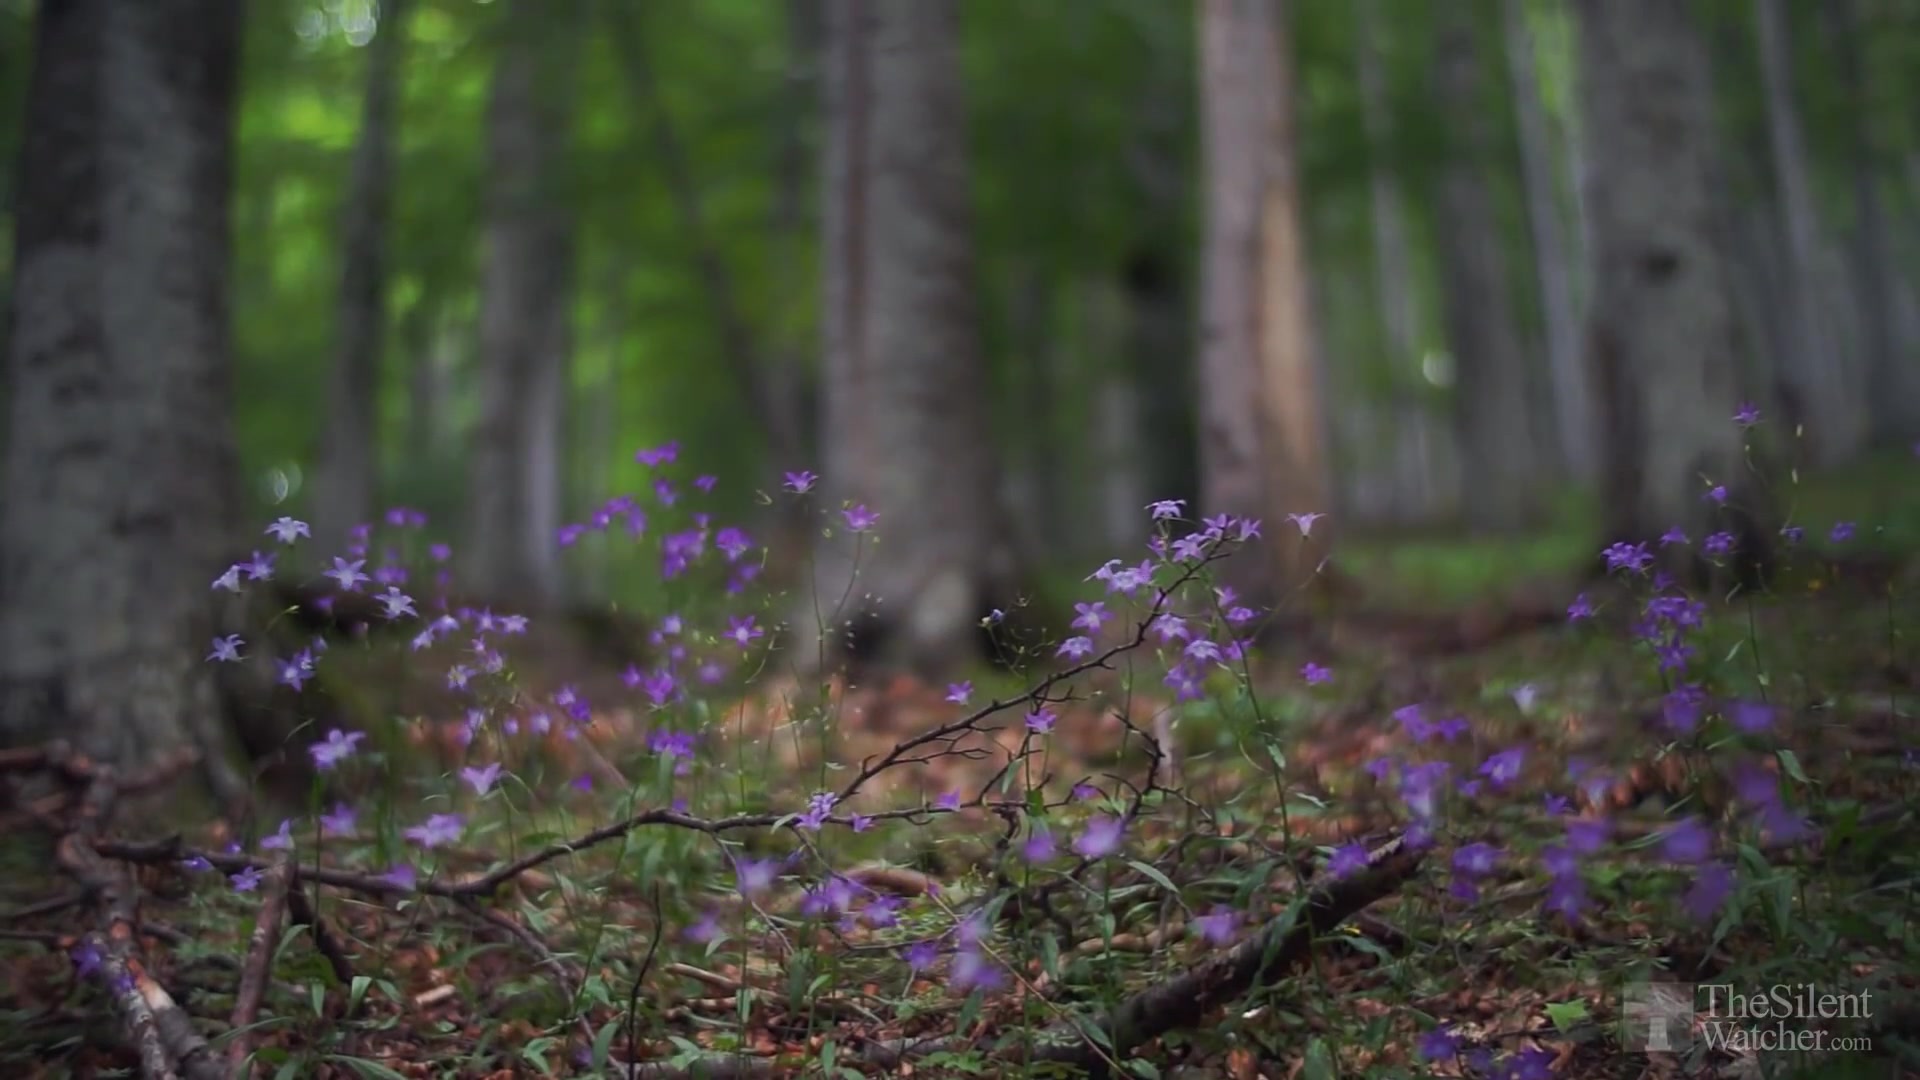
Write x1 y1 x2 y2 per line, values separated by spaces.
1 889 85 923
1022 835 1422 1076
40 746 223 1080
283 885 356 988
455 899 595 1046
228 853 294 1078
615 834 1425 1080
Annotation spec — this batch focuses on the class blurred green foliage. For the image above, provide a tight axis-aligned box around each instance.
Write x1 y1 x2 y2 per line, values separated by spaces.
4 0 1918 604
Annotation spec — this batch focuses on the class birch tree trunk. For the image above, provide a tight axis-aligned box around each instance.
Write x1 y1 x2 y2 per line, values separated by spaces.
310 0 408 558
1755 0 1863 465
1434 4 1542 531
0 0 249 796
1573 0 1776 580
811 0 1001 673
1504 0 1595 481
467 0 581 608
1197 0 1330 607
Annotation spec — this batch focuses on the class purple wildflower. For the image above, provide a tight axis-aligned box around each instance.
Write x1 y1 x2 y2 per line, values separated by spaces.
1327 843 1370 880
404 813 464 850
1659 817 1713 863
1073 816 1125 859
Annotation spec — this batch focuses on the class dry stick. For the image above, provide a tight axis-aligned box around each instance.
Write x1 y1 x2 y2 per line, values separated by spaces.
281 886 355 988
228 853 294 1078
1018 836 1424 1078
615 836 1426 1080
857 836 1427 1079
43 748 224 1080
0 889 86 923
455 899 596 1045
611 1058 784 1080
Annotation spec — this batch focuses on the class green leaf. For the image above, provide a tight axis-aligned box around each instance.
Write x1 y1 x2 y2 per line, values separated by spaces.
592 1017 621 1068
1301 1036 1337 1080
1776 749 1810 785
1126 1059 1162 1079
521 1035 557 1074
1545 999 1589 1032
327 1056 410 1080
347 975 372 1015
1125 859 1181 897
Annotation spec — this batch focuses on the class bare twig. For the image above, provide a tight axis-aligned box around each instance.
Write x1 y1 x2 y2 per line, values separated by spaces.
37 744 222 1080
282 884 356 988
0 890 85 923
1013 835 1425 1077
228 853 294 1078
455 899 595 1046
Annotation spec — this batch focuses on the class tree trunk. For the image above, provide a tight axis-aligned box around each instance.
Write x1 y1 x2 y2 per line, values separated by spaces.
310 0 408 558
0 0 249 798
1754 0 1863 466
1197 0 1330 607
1434 4 1542 531
811 0 1001 673
467 0 581 609
1826 0 1920 445
1573 0 1776 580
1504 0 1595 481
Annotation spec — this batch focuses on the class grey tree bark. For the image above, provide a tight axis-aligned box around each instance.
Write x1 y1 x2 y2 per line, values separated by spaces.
1573 0 1776 578
1197 0 1330 607
810 0 1002 673
1504 0 1595 481
1754 0 1863 466
1434 5 1543 531
466 0 582 609
310 0 409 558
0 0 250 797
1826 0 1920 445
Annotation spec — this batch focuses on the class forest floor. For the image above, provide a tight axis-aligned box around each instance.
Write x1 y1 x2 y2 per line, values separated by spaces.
3 466 1919 1078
